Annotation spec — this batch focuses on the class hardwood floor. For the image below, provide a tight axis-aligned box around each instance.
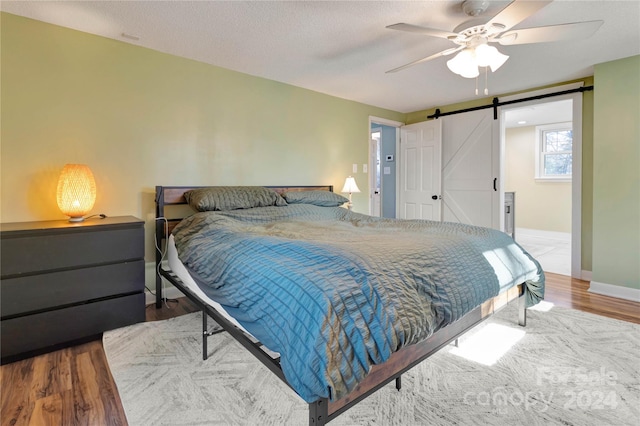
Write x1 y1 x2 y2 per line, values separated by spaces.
1 273 638 426
543 273 640 323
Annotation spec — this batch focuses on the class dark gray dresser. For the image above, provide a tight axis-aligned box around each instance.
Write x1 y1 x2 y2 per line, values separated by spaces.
1 216 145 363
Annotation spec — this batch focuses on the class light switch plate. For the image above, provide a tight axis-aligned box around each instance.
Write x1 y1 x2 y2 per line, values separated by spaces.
353 164 358 173
363 164 368 173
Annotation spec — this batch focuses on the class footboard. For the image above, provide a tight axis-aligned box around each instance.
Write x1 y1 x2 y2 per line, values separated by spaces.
310 285 524 425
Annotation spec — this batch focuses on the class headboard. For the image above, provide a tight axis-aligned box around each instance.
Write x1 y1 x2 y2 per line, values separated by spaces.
154 185 333 307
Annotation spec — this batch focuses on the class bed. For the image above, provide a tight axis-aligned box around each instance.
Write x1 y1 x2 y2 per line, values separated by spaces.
154 185 544 425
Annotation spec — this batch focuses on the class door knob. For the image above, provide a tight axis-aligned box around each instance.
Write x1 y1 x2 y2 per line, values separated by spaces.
432 195 438 200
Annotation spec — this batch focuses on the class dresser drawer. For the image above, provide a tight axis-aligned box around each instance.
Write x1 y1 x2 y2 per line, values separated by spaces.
1 293 145 360
1 260 144 318
1 226 144 277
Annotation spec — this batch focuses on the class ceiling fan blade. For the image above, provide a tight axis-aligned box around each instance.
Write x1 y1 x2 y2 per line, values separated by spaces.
497 20 604 45
386 23 458 40
386 46 463 73
486 0 552 33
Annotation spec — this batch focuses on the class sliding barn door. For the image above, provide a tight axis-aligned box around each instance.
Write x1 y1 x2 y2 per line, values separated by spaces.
441 109 501 230
398 120 442 220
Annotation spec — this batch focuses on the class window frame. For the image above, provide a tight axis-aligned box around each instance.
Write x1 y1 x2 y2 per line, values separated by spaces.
535 122 573 182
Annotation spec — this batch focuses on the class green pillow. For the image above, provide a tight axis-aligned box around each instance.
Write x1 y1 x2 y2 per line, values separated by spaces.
282 190 349 207
185 187 287 211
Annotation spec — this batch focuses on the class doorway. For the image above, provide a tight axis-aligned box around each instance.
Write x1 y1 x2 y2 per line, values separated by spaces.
500 85 583 278
369 117 403 217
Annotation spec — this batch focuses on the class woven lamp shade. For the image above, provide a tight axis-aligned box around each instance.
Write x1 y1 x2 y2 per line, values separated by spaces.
56 164 96 222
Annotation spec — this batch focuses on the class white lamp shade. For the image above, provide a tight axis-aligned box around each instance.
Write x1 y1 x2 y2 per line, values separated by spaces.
475 43 509 72
446 48 479 78
56 164 96 221
474 43 495 67
488 50 509 72
341 176 360 193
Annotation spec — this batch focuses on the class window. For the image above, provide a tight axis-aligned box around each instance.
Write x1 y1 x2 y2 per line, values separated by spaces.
535 122 572 181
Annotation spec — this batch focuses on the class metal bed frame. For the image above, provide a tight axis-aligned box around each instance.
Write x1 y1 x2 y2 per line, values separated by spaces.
154 185 527 425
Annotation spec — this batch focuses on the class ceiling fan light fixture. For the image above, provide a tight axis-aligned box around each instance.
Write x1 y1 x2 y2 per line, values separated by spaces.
460 65 480 79
474 43 495 67
474 43 509 71
447 48 479 78
488 49 509 72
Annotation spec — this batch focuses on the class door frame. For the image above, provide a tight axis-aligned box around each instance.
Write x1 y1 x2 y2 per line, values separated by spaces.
368 116 403 216
370 127 382 217
499 82 583 279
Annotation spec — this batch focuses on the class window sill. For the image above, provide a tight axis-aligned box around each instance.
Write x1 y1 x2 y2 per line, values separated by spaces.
535 177 572 183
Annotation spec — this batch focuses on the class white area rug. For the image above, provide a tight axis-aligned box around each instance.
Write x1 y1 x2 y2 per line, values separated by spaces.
104 303 640 425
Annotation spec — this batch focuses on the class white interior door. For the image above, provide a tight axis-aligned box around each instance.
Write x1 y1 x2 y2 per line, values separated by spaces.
398 120 442 220
442 109 501 230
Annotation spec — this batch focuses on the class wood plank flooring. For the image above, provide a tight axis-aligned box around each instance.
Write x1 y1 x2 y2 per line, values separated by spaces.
543 273 640 323
1 273 638 426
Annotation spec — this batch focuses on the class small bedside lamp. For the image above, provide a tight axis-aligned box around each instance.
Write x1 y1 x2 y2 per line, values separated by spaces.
341 176 360 210
56 164 96 222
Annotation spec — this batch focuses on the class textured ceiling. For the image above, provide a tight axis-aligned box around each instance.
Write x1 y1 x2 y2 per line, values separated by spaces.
2 0 639 113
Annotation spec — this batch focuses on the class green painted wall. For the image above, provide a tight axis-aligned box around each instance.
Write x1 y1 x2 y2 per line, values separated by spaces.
405 77 595 272
0 13 404 260
592 55 640 289
3 12 637 284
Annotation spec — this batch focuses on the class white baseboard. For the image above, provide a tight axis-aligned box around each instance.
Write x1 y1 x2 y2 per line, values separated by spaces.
588 281 640 302
145 286 183 305
581 270 592 281
516 227 570 242
144 261 183 305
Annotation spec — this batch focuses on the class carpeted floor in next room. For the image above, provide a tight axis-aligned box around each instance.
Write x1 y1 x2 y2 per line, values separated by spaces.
104 302 640 426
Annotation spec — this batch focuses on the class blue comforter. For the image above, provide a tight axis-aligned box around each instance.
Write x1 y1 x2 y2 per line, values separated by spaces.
172 204 544 402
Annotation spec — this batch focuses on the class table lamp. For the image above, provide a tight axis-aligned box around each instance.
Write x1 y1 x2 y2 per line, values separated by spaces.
341 176 360 210
56 164 96 222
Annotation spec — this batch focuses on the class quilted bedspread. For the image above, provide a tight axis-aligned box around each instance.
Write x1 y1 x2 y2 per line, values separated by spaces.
172 204 544 403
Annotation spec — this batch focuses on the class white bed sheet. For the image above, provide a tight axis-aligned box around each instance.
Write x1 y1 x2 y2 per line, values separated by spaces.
167 234 249 334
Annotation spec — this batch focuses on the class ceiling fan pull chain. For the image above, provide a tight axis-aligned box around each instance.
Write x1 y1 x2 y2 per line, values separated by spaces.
484 67 489 95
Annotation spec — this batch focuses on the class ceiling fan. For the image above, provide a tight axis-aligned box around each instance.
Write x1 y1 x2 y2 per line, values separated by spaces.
386 0 603 83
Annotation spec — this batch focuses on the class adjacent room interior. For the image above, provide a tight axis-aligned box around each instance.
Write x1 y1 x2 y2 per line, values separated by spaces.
504 99 574 276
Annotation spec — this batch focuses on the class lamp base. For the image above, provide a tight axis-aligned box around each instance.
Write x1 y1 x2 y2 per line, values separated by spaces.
68 216 85 222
